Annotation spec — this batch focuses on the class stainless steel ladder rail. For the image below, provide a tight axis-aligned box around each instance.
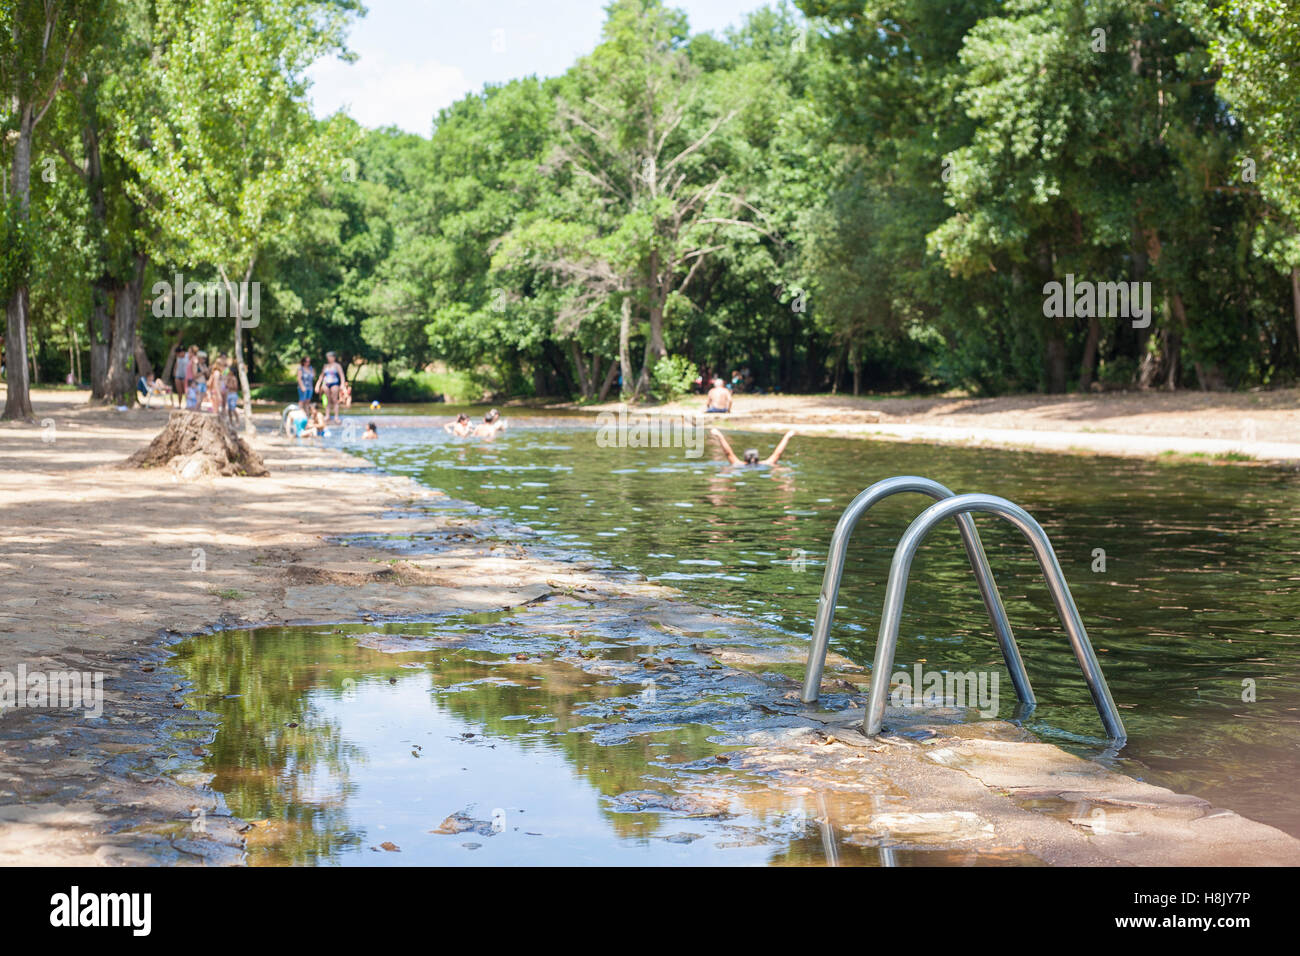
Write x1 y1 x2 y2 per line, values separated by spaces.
801 476 1034 709
862 493 1126 742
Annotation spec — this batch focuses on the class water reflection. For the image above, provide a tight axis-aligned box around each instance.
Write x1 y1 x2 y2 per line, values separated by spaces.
173 623 1041 865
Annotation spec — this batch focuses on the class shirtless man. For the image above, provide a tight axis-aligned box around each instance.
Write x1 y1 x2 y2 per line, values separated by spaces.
710 427 795 466
474 409 508 438
704 378 732 414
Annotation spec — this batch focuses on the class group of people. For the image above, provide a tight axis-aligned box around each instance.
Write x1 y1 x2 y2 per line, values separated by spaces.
283 401 378 440
443 409 508 438
154 345 241 423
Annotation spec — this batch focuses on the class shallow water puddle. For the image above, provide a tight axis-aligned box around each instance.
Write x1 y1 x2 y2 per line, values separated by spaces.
169 620 1037 865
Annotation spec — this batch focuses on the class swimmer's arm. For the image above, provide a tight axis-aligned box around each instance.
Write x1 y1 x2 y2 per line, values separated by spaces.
442 421 456 433
763 429 796 465
709 428 742 466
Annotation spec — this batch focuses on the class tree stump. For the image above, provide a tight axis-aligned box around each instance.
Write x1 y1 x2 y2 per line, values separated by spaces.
126 410 269 477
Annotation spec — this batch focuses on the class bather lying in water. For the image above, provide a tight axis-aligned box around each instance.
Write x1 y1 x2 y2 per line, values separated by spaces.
709 427 795 466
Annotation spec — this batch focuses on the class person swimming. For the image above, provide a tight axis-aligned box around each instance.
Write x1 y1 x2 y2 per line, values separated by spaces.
709 427 795 466
443 413 473 437
363 422 378 439
474 408 508 438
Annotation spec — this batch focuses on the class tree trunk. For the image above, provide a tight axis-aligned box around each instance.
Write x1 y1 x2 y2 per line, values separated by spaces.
1168 291 1192 390
159 329 183 383
1 109 35 421
1292 266 1300 358
569 339 591 399
89 285 112 400
634 255 668 397
83 108 113 402
1078 313 1101 391
134 333 153 380
597 358 619 402
618 296 633 400
222 263 257 436
1045 321 1068 394
105 253 147 405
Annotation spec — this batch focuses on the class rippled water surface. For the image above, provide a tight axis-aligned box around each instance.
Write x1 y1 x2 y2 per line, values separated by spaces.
331 409 1300 836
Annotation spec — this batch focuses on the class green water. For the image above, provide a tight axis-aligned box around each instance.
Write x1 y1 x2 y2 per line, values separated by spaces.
337 410 1300 836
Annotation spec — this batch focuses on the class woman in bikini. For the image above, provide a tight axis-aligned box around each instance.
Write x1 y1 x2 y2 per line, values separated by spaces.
316 351 345 423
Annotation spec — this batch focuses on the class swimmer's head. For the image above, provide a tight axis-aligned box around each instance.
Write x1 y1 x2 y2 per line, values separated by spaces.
457 413 470 424
743 448 760 465
484 409 500 424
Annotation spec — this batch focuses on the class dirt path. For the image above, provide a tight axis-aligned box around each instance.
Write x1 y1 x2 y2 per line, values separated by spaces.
2 389 1297 865
567 388 1300 462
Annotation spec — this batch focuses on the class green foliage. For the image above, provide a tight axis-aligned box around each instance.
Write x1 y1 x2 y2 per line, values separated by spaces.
649 354 699 402
0 198 32 301
5 0 1300 402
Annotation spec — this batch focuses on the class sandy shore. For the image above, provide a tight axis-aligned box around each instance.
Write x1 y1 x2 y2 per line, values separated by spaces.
568 389 1300 463
2 389 1297 866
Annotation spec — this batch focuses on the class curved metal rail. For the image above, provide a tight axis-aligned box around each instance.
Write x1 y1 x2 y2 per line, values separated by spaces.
801 476 1033 708
861 493 1125 742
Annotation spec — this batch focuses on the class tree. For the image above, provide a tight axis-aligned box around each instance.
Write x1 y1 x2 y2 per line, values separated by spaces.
1212 0 1300 351
1 0 100 420
529 0 769 398
115 0 358 431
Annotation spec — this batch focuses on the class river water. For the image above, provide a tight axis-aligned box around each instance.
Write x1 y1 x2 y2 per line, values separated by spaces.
172 407 1300 859
346 408 1300 835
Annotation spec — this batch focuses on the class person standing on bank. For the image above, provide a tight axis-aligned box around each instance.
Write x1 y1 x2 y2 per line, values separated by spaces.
296 356 315 412
316 351 345 424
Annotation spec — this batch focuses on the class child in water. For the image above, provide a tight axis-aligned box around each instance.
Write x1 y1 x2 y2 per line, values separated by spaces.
443 413 473 437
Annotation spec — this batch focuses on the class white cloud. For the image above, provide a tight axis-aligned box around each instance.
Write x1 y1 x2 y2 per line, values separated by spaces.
308 52 473 136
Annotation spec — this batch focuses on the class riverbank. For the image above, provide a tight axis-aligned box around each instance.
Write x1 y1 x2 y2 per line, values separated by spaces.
2 389 1298 865
561 388 1300 464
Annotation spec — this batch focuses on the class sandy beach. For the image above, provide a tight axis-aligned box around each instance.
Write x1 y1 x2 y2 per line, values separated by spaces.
572 388 1300 463
2 388 1298 866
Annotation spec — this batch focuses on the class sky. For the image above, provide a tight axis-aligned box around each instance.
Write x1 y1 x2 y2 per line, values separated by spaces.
306 0 776 136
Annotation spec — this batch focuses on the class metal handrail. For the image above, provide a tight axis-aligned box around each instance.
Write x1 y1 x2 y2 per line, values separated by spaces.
800 476 1034 708
861 493 1125 742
